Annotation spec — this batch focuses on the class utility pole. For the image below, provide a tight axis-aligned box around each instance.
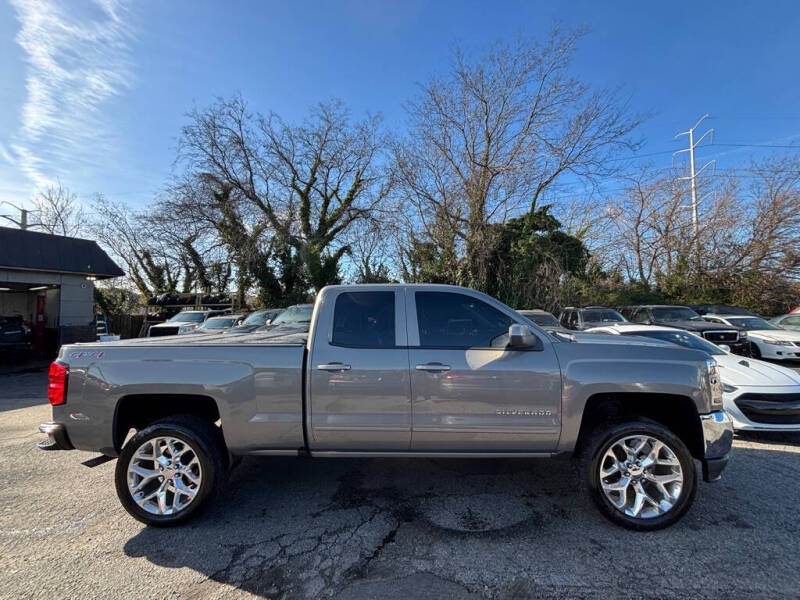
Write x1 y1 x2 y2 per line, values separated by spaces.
0 202 33 230
674 114 715 267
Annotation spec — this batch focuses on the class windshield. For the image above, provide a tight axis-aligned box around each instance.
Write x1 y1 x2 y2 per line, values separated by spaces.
724 317 779 331
521 312 560 327
651 307 704 322
582 309 626 323
626 330 724 355
169 312 206 323
200 317 238 329
271 304 313 325
241 310 273 326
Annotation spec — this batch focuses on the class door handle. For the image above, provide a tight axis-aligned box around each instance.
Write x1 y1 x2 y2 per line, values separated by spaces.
415 363 451 372
317 363 351 372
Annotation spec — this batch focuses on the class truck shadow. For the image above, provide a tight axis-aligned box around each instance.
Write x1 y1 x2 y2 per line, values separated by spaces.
123 443 800 599
123 455 584 598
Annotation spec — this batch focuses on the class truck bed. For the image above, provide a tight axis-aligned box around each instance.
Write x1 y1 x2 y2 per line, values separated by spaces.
55 330 308 455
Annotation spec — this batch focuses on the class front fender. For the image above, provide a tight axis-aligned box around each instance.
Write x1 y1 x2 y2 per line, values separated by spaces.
555 352 709 453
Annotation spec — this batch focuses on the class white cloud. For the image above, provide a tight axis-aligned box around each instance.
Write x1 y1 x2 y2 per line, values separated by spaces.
0 143 15 166
9 0 134 190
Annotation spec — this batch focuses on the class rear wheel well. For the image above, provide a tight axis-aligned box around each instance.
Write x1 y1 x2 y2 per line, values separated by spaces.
575 393 704 459
114 394 221 452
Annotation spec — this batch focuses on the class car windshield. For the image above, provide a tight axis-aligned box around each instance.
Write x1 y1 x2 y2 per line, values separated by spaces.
241 310 271 326
271 304 313 324
651 307 704 322
724 317 779 331
199 317 238 329
582 309 626 323
169 312 206 323
627 330 724 355
521 312 560 327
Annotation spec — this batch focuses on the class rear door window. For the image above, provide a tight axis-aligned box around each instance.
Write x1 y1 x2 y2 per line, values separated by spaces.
331 292 395 348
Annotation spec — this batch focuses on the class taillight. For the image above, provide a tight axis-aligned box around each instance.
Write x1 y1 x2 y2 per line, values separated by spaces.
48 361 68 406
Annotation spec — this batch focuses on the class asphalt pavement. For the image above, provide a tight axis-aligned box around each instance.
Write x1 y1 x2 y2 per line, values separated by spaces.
1 367 799 599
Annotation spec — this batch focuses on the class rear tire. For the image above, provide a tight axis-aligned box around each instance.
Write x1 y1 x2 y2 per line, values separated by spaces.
582 419 697 531
114 415 227 526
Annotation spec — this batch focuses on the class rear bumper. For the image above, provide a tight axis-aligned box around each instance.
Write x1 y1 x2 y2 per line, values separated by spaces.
38 421 74 451
699 411 733 482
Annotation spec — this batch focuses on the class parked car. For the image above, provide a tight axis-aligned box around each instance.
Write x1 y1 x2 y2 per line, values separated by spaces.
262 303 313 331
517 309 567 332
0 314 32 357
703 314 800 361
621 305 749 354
147 309 229 337
224 309 284 335
39 284 732 531
185 314 246 335
690 304 757 317
558 307 628 331
770 313 800 332
586 324 800 432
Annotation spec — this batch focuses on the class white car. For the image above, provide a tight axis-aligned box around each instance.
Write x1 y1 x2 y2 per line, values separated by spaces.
703 314 800 361
770 313 800 333
586 324 800 431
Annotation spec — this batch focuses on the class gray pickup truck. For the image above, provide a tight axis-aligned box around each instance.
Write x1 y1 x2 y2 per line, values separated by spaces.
39 284 732 530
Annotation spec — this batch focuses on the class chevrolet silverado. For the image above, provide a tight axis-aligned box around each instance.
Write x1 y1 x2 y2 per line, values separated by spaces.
38 284 732 530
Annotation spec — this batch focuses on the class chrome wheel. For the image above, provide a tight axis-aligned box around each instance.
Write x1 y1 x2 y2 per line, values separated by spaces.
126 436 202 516
599 434 683 519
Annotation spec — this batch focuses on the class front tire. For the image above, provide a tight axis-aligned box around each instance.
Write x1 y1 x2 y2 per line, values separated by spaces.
583 419 697 531
114 415 227 526
749 343 762 359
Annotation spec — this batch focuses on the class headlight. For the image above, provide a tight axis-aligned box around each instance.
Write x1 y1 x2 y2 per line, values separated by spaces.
722 383 738 393
740 331 747 339
763 339 792 346
706 358 723 408
180 324 199 332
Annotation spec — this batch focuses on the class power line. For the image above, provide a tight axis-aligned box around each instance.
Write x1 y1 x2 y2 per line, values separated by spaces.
711 143 800 149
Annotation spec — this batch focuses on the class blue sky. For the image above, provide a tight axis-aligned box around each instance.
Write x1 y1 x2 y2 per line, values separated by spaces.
2 0 800 212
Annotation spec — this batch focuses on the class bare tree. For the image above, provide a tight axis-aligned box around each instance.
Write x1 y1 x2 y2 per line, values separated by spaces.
178 96 390 292
600 155 800 312
32 182 85 236
393 29 642 290
89 195 182 300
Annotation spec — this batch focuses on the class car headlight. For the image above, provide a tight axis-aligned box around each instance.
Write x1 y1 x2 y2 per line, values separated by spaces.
739 331 747 339
179 324 199 332
763 339 792 346
706 358 723 408
722 383 738 393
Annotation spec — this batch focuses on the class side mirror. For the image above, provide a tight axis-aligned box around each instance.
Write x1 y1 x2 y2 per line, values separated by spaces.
508 324 537 349
719 344 731 353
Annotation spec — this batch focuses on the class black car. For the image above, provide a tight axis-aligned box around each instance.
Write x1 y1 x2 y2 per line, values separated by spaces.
690 304 758 317
517 309 572 334
0 315 32 358
621 305 749 354
224 308 284 335
558 306 628 331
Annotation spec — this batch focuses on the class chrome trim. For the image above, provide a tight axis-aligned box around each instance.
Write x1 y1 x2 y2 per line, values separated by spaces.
700 411 733 459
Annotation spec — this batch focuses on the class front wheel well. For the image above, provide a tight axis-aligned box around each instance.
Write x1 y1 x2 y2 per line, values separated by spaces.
575 393 704 459
114 394 222 452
